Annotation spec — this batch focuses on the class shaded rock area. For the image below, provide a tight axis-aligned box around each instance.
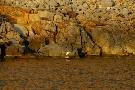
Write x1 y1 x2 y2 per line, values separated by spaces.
0 0 135 56
0 16 22 56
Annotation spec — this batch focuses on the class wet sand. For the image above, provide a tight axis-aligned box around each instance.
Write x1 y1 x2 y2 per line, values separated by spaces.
0 56 135 90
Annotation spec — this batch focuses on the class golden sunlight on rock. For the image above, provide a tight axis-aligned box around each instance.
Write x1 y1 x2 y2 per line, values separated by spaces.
0 0 134 57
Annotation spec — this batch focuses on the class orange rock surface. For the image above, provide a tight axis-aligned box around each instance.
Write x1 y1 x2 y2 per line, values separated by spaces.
0 6 40 24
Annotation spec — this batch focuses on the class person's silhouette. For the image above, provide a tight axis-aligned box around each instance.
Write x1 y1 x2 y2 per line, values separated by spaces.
0 36 12 61
22 37 29 55
0 44 6 61
22 37 35 55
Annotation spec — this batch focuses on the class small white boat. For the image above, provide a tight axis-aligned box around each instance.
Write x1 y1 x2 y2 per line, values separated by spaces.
65 52 70 59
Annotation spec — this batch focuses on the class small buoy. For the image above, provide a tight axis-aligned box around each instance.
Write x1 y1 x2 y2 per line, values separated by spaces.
65 52 70 59
66 52 70 55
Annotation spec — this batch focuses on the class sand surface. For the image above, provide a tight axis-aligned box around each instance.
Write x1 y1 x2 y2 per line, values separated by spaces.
0 56 135 90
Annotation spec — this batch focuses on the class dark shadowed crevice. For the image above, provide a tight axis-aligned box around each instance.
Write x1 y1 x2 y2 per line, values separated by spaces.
85 30 102 56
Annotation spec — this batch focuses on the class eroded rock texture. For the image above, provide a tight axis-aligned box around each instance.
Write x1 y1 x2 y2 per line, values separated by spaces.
0 0 135 56
0 16 22 56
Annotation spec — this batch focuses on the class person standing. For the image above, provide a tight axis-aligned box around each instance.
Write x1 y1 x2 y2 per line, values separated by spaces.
0 43 6 61
0 35 5 61
0 35 12 62
22 37 30 55
21 36 36 56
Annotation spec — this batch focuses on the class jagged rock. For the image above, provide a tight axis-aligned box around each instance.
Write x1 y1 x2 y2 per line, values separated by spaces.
0 0 135 56
34 20 101 57
55 21 101 56
13 24 28 37
25 25 35 39
0 20 22 55
80 28 101 55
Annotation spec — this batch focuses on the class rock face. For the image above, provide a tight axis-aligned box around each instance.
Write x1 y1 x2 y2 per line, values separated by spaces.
34 20 101 56
0 16 22 56
0 0 135 56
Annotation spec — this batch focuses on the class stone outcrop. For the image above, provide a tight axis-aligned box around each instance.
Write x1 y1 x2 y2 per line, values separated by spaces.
0 17 22 56
0 0 135 57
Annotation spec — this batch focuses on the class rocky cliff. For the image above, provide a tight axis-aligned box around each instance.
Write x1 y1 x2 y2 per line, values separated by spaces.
0 0 135 57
